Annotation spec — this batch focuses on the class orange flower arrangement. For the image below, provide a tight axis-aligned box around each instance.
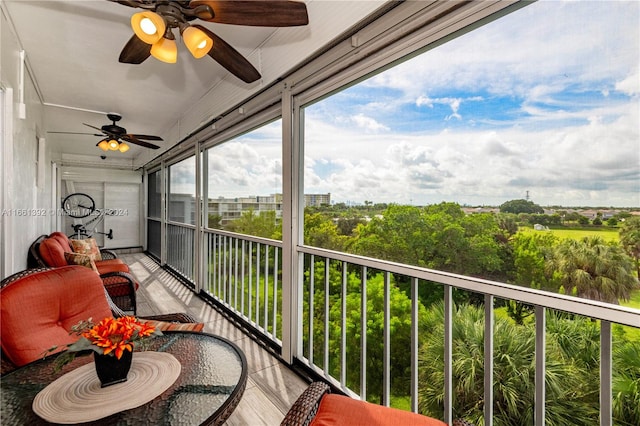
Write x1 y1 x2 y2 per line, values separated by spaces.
49 316 162 369
79 316 159 359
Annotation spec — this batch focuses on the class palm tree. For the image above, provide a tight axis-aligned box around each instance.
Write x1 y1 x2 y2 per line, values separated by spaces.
620 217 640 277
548 237 638 303
417 303 599 425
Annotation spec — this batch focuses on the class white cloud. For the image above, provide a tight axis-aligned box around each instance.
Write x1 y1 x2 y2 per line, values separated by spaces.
352 113 389 132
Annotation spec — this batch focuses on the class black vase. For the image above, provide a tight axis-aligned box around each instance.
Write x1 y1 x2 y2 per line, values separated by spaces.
93 350 133 387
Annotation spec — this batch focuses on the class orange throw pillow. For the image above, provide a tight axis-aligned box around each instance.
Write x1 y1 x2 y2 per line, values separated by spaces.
70 238 102 261
142 320 204 333
64 252 99 274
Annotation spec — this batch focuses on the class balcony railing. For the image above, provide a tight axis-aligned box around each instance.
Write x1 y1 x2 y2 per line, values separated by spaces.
202 229 283 345
164 226 639 426
166 222 195 283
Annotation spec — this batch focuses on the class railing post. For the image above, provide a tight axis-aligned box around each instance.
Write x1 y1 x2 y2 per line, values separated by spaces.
484 294 494 426
535 306 546 426
600 321 612 426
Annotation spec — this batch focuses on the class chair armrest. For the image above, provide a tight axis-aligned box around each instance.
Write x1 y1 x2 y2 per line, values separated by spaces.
99 249 118 260
280 382 331 426
103 288 199 325
100 271 137 315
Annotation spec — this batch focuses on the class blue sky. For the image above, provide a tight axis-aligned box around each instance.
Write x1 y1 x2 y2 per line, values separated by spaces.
201 0 639 208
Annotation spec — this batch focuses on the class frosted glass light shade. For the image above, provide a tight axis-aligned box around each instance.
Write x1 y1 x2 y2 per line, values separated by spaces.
118 142 130 153
151 38 178 63
108 139 120 151
98 140 109 151
131 11 165 44
182 26 213 59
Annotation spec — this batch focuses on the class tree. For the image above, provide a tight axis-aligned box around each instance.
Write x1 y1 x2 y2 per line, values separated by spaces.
225 209 280 239
304 212 349 251
495 213 519 240
620 217 640 276
547 236 638 303
512 232 558 291
418 304 600 425
499 199 544 214
207 213 222 229
578 215 590 225
352 203 504 278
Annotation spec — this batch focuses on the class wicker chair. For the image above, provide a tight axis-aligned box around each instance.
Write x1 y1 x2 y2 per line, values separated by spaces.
27 233 138 314
281 382 474 426
1 267 201 375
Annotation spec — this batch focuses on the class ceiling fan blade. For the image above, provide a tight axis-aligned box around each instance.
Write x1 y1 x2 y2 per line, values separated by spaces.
106 0 145 8
119 34 152 64
83 123 105 132
127 133 163 141
121 135 161 149
190 1 308 26
47 131 100 136
193 25 260 83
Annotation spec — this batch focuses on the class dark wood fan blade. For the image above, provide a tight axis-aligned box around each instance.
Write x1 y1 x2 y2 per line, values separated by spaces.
106 0 145 8
121 135 161 149
47 131 100 136
128 133 163 141
119 34 152 64
190 1 308 26
193 25 260 83
83 123 105 132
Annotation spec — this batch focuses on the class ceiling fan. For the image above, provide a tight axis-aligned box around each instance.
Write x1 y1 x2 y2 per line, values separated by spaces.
109 0 310 83
49 113 162 152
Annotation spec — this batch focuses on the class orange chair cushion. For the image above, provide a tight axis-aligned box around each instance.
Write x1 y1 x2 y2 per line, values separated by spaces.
94 259 130 275
38 237 68 267
310 394 447 426
143 320 205 333
49 232 73 251
0 266 113 367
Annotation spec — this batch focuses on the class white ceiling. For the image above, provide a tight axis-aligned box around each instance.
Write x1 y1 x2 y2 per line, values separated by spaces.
3 0 385 163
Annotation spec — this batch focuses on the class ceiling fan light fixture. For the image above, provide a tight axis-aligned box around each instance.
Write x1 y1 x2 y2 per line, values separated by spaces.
98 139 110 151
108 139 120 150
181 26 213 59
131 11 165 45
118 142 130 153
150 37 178 64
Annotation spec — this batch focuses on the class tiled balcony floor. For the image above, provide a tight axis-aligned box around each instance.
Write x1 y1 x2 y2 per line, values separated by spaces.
120 253 309 425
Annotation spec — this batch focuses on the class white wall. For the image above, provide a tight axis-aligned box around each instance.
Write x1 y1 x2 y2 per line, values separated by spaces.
1 6 48 275
60 167 142 249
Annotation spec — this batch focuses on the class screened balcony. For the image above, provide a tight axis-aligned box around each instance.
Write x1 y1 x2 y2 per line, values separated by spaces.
2 1 638 425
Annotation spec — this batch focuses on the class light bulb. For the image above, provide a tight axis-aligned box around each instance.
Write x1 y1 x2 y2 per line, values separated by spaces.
98 140 109 151
108 139 120 150
131 11 165 44
182 26 213 59
150 37 178 63
118 142 130 153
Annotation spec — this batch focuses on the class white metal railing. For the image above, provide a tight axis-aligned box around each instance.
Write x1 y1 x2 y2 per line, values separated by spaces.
297 245 639 426
202 229 283 344
166 222 195 282
172 227 639 426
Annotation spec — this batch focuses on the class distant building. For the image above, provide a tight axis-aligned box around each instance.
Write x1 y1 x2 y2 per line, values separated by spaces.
305 193 331 207
207 193 330 225
208 195 282 226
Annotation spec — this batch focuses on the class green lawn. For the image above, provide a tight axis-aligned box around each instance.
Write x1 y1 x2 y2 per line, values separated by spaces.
519 226 620 242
